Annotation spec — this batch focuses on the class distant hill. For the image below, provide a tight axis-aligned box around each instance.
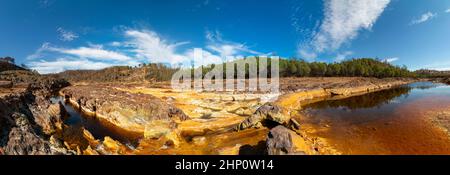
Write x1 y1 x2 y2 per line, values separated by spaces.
0 60 25 72
51 58 416 83
51 63 178 83
415 69 450 78
0 57 41 84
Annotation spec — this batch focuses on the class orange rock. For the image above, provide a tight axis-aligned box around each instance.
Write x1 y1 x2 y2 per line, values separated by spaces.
217 144 241 155
101 136 128 154
82 128 100 146
83 145 100 155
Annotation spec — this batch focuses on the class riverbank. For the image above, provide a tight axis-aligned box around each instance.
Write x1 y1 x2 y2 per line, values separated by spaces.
57 77 418 155
0 77 72 155
296 82 450 154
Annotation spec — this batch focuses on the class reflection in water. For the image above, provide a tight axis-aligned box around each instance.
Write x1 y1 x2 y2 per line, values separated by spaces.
304 86 412 110
299 82 450 155
50 96 142 150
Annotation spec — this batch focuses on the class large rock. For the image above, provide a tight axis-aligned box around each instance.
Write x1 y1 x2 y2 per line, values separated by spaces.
236 103 291 131
61 85 189 133
31 102 66 135
266 125 316 155
0 77 71 155
2 113 71 155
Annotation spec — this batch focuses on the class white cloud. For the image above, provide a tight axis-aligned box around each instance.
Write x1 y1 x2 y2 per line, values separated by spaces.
57 27 79 41
29 58 114 74
124 29 190 65
122 29 266 66
205 30 265 58
410 12 436 25
298 49 317 60
383 57 399 63
49 46 132 61
29 43 132 61
110 41 122 47
335 51 353 62
28 28 267 73
27 43 135 73
184 48 223 66
26 42 51 60
446 9 450 13
298 0 390 59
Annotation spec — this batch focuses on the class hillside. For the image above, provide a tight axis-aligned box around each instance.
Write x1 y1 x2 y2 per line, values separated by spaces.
52 58 416 83
51 63 178 83
0 61 25 72
0 58 40 85
415 69 450 78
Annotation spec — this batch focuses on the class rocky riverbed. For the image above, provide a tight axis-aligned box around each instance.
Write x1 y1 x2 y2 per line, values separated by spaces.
0 76 420 155
52 77 416 155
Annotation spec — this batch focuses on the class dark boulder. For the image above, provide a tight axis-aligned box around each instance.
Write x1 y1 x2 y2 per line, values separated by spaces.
266 125 315 155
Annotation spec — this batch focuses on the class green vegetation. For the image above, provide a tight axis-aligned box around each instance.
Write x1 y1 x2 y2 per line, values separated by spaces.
55 57 416 83
414 69 450 78
52 63 177 82
280 58 413 78
1 56 417 83
199 57 415 79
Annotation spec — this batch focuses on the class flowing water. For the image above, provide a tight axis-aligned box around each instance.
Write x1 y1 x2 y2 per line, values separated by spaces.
299 82 450 155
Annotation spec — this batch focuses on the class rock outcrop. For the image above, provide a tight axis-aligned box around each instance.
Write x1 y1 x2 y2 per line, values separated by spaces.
266 125 316 155
235 103 297 131
0 77 71 155
61 86 189 134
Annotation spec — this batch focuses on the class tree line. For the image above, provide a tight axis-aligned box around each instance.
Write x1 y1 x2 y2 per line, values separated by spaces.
279 58 413 78
198 57 415 79
41 57 417 83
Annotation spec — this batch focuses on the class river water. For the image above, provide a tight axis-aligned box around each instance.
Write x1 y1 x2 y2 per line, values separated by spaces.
50 96 142 150
299 82 450 155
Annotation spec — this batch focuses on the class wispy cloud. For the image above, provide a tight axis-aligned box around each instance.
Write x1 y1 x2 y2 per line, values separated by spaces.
29 43 132 61
38 0 54 8
420 60 450 71
383 57 399 63
26 42 51 60
205 30 266 58
123 29 190 64
27 42 135 73
446 8 450 13
27 28 267 73
29 58 115 74
335 51 353 62
410 12 436 25
49 46 132 61
57 27 78 41
298 0 390 59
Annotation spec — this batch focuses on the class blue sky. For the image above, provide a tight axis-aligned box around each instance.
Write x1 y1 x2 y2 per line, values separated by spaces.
1 0 450 73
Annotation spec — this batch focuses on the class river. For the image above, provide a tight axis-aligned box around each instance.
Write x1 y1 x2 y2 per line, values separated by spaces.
298 82 450 154
50 96 142 150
